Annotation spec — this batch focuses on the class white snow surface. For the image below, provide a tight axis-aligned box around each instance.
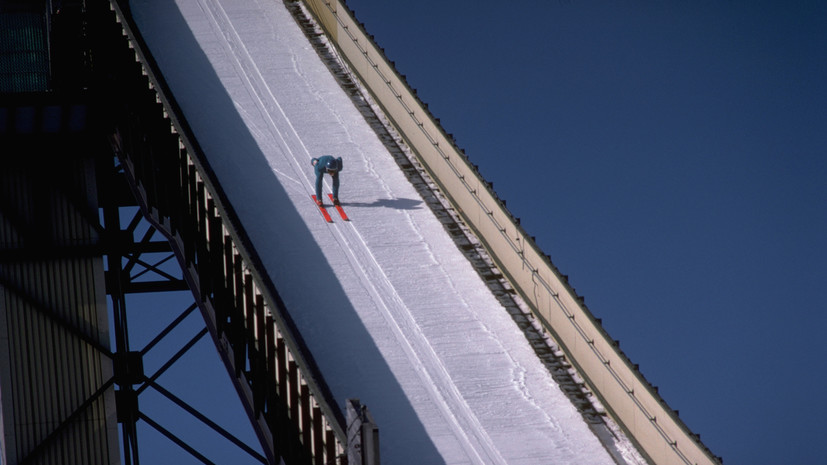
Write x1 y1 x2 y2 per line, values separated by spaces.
130 0 634 463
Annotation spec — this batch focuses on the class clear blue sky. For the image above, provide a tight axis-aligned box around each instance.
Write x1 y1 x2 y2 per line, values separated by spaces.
344 1 826 464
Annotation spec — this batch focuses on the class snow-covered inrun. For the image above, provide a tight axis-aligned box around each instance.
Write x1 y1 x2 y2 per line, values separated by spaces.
131 0 643 463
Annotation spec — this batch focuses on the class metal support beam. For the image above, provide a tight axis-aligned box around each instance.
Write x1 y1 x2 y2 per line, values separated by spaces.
148 382 268 464
98 154 266 465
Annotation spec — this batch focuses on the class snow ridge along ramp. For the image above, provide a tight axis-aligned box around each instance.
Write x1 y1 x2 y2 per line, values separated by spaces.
131 0 640 463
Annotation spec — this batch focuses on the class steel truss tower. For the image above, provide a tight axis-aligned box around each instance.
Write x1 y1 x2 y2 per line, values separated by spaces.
1 1 353 464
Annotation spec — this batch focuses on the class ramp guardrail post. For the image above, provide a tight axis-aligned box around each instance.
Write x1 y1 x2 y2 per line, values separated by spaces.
347 399 379 465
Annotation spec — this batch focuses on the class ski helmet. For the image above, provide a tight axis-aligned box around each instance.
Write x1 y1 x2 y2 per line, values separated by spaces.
325 158 339 173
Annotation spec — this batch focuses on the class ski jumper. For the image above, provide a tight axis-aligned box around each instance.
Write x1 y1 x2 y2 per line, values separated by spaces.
311 155 343 201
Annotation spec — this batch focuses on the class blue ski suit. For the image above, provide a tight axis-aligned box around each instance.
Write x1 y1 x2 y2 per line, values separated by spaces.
311 155 343 201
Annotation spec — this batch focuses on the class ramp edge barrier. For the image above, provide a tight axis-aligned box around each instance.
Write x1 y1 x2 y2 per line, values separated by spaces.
107 1 348 463
294 1 722 464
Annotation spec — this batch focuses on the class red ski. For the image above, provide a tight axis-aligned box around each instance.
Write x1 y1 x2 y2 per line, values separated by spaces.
328 194 349 221
311 195 333 223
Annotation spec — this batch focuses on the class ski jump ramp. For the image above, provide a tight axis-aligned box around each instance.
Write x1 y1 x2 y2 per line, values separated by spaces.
130 0 717 463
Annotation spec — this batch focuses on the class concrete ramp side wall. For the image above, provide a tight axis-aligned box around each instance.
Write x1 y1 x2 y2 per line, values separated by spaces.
295 1 720 464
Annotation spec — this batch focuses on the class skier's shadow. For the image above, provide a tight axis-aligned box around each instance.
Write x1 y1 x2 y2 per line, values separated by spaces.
344 197 422 210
